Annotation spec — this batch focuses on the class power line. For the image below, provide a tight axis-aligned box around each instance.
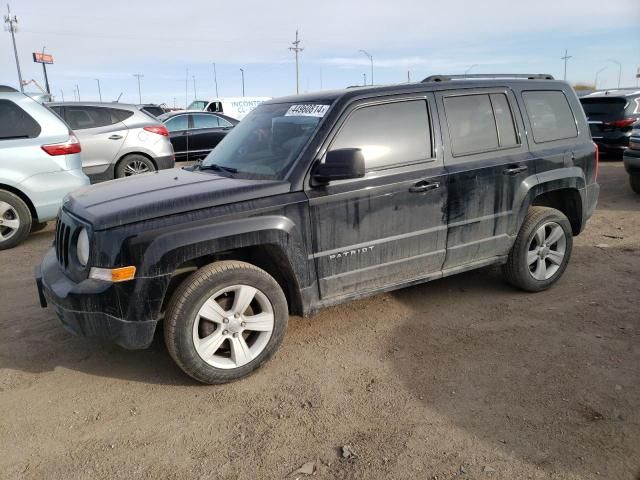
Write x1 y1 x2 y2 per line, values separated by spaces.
4 4 24 92
289 29 304 95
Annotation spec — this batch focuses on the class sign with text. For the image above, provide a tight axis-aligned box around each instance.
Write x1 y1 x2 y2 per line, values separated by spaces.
33 52 54 64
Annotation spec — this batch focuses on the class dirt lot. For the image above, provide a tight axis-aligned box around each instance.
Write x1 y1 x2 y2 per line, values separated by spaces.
0 162 638 480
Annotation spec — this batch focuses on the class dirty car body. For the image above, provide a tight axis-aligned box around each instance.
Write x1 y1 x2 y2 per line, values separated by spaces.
36 75 599 382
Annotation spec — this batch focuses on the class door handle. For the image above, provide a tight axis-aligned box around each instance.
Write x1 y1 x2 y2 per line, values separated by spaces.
182 131 193 136
409 180 440 193
108 134 123 140
503 165 527 175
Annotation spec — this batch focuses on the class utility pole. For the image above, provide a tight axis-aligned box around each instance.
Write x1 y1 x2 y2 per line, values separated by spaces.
594 67 606 90
192 75 197 101
185 68 189 108
95 78 102 101
359 49 373 85
240 68 245 96
212 62 219 97
561 49 572 81
75 84 80 101
132 73 143 103
60 89 64 102
289 29 304 95
4 4 24 92
363 73 367 86
608 59 622 88
407 70 411 83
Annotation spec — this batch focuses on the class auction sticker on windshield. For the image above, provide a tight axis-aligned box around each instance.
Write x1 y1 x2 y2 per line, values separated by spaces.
285 104 330 117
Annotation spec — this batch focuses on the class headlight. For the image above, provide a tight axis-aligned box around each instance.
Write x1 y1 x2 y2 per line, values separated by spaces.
76 228 90 266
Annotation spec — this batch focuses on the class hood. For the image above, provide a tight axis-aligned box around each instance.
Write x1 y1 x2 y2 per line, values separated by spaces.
64 168 291 230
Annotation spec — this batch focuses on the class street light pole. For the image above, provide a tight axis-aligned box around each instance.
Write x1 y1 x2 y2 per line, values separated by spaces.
75 84 80 101
212 62 219 97
4 4 24 92
95 79 102 101
359 49 373 85
132 73 143 103
608 59 622 88
41 45 51 96
594 67 607 90
192 75 197 101
240 68 245 96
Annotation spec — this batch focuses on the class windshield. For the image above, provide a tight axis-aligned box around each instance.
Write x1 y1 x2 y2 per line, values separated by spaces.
188 100 208 110
200 102 330 180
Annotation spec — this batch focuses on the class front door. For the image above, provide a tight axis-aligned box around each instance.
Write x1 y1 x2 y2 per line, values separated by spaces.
306 95 448 300
435 88 533 269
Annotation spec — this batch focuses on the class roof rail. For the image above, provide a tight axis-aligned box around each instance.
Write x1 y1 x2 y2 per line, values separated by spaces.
0 85 19 92
422 74 555 83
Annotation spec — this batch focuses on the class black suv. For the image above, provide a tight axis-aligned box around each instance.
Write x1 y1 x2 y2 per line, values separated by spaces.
580 89 640 156
36 74 599 384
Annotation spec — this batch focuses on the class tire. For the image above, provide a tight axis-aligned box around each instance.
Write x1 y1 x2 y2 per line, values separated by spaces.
0 190 32 250
30 221 48 233
164 260 288 384
115 154 156 178
502 206 573 292
630 174 640 195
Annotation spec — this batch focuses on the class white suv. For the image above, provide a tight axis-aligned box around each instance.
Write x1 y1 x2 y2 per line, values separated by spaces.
0 86 89 249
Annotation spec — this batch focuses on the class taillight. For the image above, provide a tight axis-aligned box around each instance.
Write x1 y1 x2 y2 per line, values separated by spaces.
41 132 82 156
604 118 636 128
593 141 599 181
143 125 169 136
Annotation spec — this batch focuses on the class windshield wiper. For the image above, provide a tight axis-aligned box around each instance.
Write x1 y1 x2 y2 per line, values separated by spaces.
194 163 238 174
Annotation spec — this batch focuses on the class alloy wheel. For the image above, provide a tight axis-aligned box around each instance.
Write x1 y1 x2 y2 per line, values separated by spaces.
192 284 275 369
527 221 567 281
123 160 150 176
0 201 20 242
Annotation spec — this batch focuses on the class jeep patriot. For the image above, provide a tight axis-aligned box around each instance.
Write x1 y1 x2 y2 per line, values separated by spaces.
36 74 600 384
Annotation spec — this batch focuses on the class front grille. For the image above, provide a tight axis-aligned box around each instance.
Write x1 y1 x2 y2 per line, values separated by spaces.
55 218 71 268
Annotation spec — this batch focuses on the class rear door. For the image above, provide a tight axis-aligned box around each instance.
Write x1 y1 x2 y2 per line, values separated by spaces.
164 114 190 161
189 113 233 159
436 88 532 269
307 94 448 300
63 106 128 175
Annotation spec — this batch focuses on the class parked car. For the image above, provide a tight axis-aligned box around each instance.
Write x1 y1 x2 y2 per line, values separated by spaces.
136 103 169 118
580 89 640 157
47 102 175 181
623 122 640 193
0 85 89 250
159 111 238 162
36 74 599 384
187 97 271 120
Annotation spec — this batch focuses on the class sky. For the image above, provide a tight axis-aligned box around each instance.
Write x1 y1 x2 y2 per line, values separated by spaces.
2 0 639 107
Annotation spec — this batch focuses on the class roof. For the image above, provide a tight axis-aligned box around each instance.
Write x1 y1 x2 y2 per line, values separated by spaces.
582 88 640 98
47 101 140 110
266 77 570 106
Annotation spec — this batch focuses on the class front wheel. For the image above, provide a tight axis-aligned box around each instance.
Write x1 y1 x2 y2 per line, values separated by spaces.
164 261 288 384
630 174 640 194
502 206 573 292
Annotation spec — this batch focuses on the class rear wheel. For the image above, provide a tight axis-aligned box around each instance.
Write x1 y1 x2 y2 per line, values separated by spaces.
164 261 288 384
503 206 573 292
0 190 32 250
630 174 640 194
115 154 156 178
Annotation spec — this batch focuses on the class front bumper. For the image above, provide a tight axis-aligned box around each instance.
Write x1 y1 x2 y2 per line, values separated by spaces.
35 248 169 349
623 149 640 175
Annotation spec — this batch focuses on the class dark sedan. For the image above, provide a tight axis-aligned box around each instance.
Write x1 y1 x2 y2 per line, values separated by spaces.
159 111 238 162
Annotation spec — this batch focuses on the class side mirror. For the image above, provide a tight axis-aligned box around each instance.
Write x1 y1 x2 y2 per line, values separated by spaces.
312 148 365 184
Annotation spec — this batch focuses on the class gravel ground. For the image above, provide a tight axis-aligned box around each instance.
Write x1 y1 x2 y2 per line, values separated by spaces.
0 161 638 480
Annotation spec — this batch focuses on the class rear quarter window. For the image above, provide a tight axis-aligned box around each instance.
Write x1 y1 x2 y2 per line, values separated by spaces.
0 99 41 140
522 90 578 143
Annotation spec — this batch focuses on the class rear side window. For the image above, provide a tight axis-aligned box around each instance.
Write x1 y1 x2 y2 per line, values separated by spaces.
444 93 520 156
330 100 432 170
522 91 577 143
110 108 134 122
165 115 189 132
0 99 41 140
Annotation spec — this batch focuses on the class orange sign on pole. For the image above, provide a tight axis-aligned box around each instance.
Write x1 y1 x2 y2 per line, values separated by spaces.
33 52 54 64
